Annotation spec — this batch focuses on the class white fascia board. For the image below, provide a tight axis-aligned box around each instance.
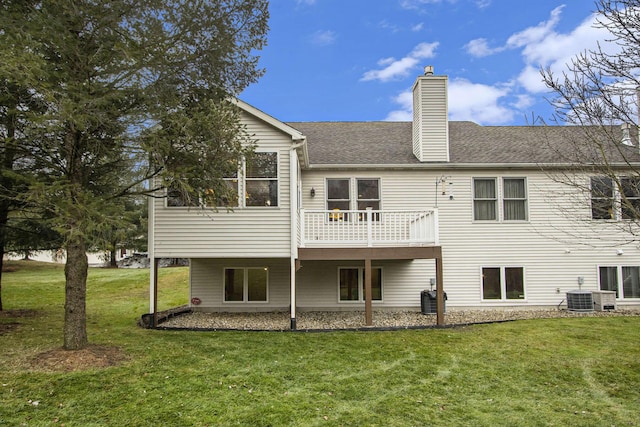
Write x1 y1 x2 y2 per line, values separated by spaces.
230 98 309 168
306 162 640 171
231 98 305 141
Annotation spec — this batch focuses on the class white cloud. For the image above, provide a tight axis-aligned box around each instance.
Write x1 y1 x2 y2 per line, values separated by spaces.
400 0 493 9
399 0 444 9
448 78 513 124
385 4 620 124
462 6 613 96
411 23 424 32
361 42 439 82
464 38 501 58
512 94 534 110
385 109 413 121
517 11 611 93
464 6 565 59
311 30 337 46
506 5 564 49
378 20 399 32
384 79 514 125
385 91 414 121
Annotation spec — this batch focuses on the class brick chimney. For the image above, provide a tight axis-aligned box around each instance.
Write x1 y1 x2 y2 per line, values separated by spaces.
412 66 449 162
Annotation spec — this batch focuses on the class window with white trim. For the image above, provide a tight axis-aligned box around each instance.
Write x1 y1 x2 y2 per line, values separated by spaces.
599 265 640 298
621 177 640 220
591 176 615 220
327 178 350 221
503 178 527 220
166 182 199 207
357 179 380 210
204 163 239 208
473 178 497 221
246 152 278 207
338 267 382 302
473 177 527 221
482 267 525 300
590 175 640 221
167 153 278 208
326 178 381 221
224 267 268 302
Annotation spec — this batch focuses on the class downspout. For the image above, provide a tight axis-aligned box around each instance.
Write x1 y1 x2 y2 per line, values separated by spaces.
289 139 306 330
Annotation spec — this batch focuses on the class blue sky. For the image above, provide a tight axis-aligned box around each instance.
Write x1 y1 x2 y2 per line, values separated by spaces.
240 0 610 126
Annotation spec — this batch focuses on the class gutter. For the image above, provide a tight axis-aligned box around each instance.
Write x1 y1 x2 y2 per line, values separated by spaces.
305 162 640 171
291 138 309 168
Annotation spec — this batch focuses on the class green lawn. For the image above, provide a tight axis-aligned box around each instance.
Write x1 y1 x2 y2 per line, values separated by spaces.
1 261 639 426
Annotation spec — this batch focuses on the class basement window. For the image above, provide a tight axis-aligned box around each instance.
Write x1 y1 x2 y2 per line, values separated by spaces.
338 267 382 302
224 267 268 302
482 267 525 300
599 266 640 299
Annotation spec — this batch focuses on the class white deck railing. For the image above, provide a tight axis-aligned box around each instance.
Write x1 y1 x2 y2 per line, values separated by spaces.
299 208 438 248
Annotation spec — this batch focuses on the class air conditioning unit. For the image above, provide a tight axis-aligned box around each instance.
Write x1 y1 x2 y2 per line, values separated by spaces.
592 290 616 311
566 290 594 312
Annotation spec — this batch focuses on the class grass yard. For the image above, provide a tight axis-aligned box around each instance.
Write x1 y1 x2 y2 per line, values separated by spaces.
0 261 639 426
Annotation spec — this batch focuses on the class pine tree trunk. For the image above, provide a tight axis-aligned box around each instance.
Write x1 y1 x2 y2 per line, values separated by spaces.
0 247 4 312
0 211 6 312
0 95 18 312
64 237 88 350
110 248 118 268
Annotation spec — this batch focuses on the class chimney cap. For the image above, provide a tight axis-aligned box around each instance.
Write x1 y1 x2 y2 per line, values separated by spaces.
424 65 434 76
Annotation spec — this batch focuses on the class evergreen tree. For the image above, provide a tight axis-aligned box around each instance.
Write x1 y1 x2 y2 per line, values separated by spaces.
0 0 268 349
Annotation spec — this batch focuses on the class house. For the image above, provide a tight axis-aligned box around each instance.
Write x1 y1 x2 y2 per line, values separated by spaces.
148 66 640 329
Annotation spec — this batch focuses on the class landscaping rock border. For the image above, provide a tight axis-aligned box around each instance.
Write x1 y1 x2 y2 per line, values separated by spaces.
157 308 640 331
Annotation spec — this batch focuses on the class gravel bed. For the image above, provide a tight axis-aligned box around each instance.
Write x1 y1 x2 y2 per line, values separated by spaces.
159 308 640 331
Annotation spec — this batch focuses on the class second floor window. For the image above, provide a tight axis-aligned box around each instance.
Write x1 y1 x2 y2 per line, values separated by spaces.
590 175 640 220
591 176 614 219
246 152 278 207
473 178 497 220
327 178 351 221
326 178 380 221
167 152 278 208
503 178 527 221
473 177 527 221
357 179 380 210
621 177 640 220
327 178 350 211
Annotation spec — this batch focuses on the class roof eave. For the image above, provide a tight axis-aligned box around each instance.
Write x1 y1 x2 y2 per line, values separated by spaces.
305 162 640 171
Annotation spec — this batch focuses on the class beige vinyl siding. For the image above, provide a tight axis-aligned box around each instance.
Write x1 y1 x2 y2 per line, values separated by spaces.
437 169 640 308
412 76 449 162
190 258 290 311
296 259 434 310
153 111 294 258
300 168 640 309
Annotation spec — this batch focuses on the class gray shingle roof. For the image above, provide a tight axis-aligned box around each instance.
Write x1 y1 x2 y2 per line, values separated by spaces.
287 121 640 166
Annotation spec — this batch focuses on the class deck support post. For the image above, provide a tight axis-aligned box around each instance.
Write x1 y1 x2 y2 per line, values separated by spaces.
435 248 445 326
152 257 159 328
364 258 372 326
290 257 297 330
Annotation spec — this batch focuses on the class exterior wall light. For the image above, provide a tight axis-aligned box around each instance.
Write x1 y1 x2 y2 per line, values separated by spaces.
310 187 316 197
